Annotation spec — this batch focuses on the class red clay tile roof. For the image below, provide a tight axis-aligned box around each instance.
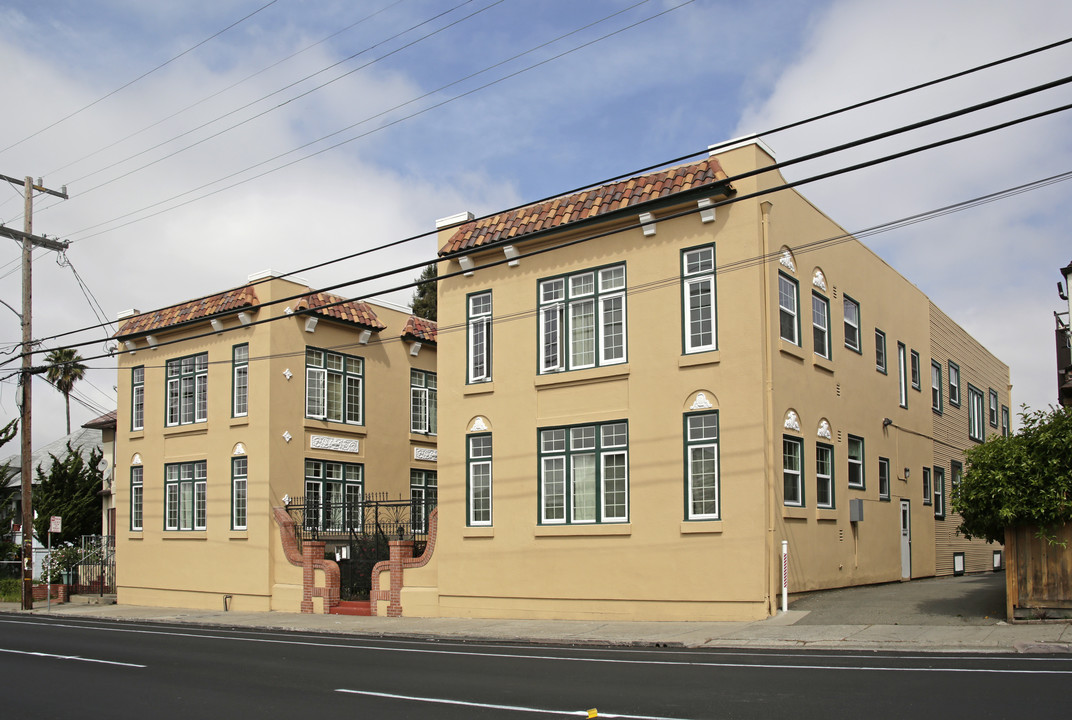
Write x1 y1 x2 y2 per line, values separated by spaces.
116 286 258 337
295 291 386 331
82 409 117 430
402 315 437 344
439 156 733 255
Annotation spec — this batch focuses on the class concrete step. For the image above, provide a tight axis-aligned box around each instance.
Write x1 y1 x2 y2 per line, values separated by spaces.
329 600 372 616
68 593 117 605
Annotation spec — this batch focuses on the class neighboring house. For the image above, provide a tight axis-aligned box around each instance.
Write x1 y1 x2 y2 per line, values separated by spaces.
112 271 436 612
82 410 117 538
389 139 1009 622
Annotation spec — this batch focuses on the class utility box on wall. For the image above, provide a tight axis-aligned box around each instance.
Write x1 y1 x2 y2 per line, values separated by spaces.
849 498 864 522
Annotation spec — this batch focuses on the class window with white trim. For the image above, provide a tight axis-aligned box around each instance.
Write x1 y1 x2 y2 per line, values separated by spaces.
166 353 207 426
812 292 830 359
1001 405 1010 437
468 434 492 526
778 273 799 345
539 265 627 373
816 443 834 509
411 469 437 533
878 457 890 501
897 342 908 408
539 421 628 524
847 435 865 489
682 246 717 354
948 361 961 407
922 466 932 505
843 296 860 352
233 344 248 417
875 330 887 373
304 459 363 532
685 411 719 519
130 467 143 531
968 384 985 442
931 360 943 413
989 388 999 428
232 457 247 530
783 436 804 507
934 466 946 518
910 350 921 390
305 347 363 424
410 369 437 435
165 461 206 531
467 292 492 383
131 366 144 431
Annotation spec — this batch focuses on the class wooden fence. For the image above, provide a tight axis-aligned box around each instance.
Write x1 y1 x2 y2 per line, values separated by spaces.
1004 524 1072 619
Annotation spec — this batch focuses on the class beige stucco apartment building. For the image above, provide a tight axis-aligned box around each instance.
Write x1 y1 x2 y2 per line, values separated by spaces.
113 272 436 611
389 140 1010 621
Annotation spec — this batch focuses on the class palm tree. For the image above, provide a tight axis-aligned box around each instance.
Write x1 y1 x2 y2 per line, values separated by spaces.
44 348 86 435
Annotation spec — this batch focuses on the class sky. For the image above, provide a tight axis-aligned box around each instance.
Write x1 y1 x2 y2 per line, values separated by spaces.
0 0 1070 451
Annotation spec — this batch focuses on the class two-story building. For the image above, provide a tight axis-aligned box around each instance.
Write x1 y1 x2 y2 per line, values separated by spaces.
388 139 1009 621
113 271 436 612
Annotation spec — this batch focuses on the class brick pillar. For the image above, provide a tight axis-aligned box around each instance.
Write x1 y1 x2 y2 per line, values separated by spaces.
302 540 326 613
386 540 414 617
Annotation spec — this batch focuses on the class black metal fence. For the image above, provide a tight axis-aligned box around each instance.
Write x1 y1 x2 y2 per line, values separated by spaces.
72 535 115 596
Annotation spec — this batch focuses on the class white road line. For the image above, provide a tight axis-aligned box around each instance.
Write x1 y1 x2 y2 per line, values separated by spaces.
2 618 1070 674
0 647 145 667
336 688 687 719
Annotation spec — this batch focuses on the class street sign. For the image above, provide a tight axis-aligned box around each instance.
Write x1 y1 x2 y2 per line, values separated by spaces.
49 516 61 533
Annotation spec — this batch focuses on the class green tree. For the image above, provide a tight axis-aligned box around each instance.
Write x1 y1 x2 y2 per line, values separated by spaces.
0 419 20 566
44 348 87 435
31 442 103 545
410 263 437 321
955 406 1072 545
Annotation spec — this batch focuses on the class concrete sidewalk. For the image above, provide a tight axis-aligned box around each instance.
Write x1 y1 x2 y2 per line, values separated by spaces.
3 574 1071 654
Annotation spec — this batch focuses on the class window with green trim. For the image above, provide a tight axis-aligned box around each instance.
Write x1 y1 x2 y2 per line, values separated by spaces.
816 442 834 509
682 245 717 354
989 388 999 427
897 342 908 408
305 347 363 424
951 460 963 505
467 292 492 383
539 264 626 373
304 459 363 532
875 329 887 373
968 384 985 442
778 273 799 345
931 360 943 414
131 366 144 431
878 457 891 501
1001 405 1010 437
922 466 932 505
539 420 628 524
130 466 143 531
783 436 804 507
410 369 437 435
812 292 830 359
411 469 438 533
948 361 961 407
843 296 860 352
934 466 946 518
910 350 921 390
468 435 492 526
232 457 247 530
847 435 865 489
233 344 248 418
166 353 207 426
165 461 206 531
685 411 719 519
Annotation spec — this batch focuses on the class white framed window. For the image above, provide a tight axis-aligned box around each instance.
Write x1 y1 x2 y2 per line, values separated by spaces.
166 353 207 426
130 467 143 531
682 246 717 354
410 369 437 435
539 421 628 524
897 342 908 408
778 273 799 345
879 457 890 500
468 434 492 526
934 466 946 518
812 292 830 359
165 461 206 531
1001 405 1010 437
875 330 887 373
922 467 932 505
685 411 719 520
847 435 864 489
931 360 943 413
305 347 363 424
232 457 247 530
131 366 144 431
783 436 804 506
968 384 985 442
233 344 249 417
467 292 492 383
539 265 627 373
910 350 921 390
989 388 999 428
948 361 962 407
816 443 834 509
411 469 437 533
843 296 860 352
304 459 363 532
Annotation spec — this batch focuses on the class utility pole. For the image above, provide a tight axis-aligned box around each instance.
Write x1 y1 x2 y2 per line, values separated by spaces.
0 172 68 610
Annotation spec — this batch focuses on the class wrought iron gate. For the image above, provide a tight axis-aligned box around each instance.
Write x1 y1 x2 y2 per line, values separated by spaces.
73 535 115 596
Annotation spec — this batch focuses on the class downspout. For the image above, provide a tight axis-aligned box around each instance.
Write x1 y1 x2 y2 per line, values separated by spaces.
760 200 776 616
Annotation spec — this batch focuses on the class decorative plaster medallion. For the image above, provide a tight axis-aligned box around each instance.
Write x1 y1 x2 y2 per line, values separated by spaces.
469 417 488 432
779 249 796 272
282 494 290 505
310 434 360 454
131 453 142 466
414 447 438 462
690 393 714 410
817 419 832 439
283 368 293 381
233 443 246 455
813 268 827 291
284 306 293 315
784 410 801 432
282 431 292 443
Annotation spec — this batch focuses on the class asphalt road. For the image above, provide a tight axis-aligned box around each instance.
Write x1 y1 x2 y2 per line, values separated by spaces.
1 613 1069 719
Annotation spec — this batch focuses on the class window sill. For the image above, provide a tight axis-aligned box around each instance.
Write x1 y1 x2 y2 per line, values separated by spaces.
303 418 367 436
128 430 144 440
812 354 834 374
816 508 838 521
162 532 207 540
163 424 208 438
848 484 865 492
680 520 723 534
535 523 631 537
535 365 629 389
782 505 808 520
229 531 248 540
463 526 494 538
779 339 804 360
230 417 249 427
463 381 495 396
679 351 720 368
409 433 437 444
126 534 143 541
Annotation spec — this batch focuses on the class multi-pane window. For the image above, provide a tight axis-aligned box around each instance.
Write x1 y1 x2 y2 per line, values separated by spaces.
934 466 946 518
922 466 932 505
816 443 834 509
305 348 363 424
411 470 438 533
910 350 921 390
843 296 860 352
878 457 890 501
847 435 864 489
304 460 363 532
968 384 985 442
812 293 830 359
931 360 943 413
1001 405 1010 437
685 412 719 520
989 389 999 427
468 435 492 526
782 436 804 507
539 421 628 524
897 342 908 408
468 292 492 383
131 366 144 431
232 457 247 530
682 246 717 354
948 361 961 407
130 467 143 531
410 370 437 435
951 460 963 503
233 344 249 417
166 353 208 426
539 265 627 373
165 461 207 531
875 329 887 373
778 273 799 345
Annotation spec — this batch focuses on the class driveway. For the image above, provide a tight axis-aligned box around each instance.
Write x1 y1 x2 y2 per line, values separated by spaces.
790 572 1007 626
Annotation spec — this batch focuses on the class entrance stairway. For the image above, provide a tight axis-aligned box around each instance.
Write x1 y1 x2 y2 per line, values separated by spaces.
329 600 372 616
